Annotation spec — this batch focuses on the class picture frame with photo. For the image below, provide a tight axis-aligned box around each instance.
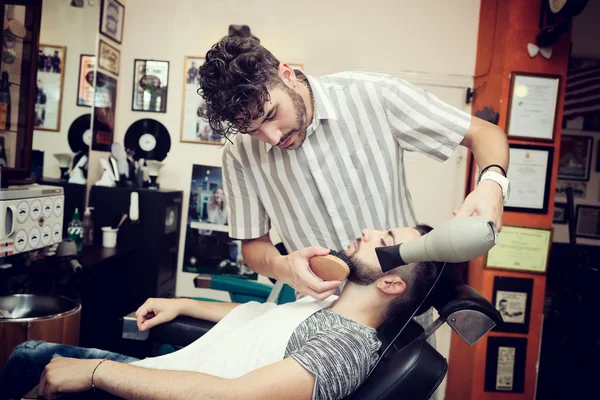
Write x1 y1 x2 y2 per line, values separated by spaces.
575 204 600 240
553 202 567 224
99 0 125 44
180 57 305 145
92 71 117 151
484 336 527 393
132 59 169 113
180 57 222 145
182 164 257 280
557 134 592 181
555 180 586 198
35 44 66 132
98 39 120 77
492 276 533 334
77 54 95 107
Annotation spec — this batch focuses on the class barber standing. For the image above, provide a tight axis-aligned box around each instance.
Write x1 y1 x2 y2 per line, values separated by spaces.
198 36 510 302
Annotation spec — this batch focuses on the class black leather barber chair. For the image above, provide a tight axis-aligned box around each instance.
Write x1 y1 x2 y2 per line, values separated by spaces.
122 283 501 400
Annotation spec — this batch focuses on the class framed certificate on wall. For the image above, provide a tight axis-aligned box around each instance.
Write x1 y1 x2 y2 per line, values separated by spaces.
506 72 560 141
504 144 554 214
485 225 552 274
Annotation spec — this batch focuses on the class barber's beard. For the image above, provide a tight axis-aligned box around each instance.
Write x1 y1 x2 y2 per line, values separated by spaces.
280 84 308 149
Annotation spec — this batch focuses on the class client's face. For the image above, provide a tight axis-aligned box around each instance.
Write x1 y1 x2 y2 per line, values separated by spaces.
343 227 421 285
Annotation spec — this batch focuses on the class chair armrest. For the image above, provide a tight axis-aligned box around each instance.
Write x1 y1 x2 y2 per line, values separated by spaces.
122 313 216 348
433 285 502 345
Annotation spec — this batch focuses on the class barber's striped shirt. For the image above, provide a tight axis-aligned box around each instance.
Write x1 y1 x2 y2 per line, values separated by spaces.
222 71 471 252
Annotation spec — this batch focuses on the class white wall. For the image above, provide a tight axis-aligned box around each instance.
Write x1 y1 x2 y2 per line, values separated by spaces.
115 0 480 294
32 1 100 179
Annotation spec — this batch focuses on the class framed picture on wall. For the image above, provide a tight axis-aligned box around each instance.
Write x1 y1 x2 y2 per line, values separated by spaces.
180 56 223 145
506 72 560 142
98 39 120 76
491 276 533 334
182 164 258 280
132 59 169 113
575 204 600 239
557 134 592 181
77 54 95 107
180 58 305 145
484 337 527 393
553 202 567 224
504 144 554 214
92 71 117 151
555 180 586 198
100 0 125 44
35 44 66 132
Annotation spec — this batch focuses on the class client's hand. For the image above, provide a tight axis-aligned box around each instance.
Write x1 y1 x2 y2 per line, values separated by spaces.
283 246 343 301
135 298 182 332
37 357 97 399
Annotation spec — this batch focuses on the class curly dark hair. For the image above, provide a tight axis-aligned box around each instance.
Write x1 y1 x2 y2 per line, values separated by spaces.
198 36 282 138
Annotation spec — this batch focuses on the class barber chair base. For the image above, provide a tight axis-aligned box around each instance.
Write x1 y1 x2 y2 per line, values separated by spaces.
348 338 447 400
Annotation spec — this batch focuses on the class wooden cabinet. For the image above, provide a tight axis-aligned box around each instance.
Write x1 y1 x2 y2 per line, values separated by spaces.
0 0 42 186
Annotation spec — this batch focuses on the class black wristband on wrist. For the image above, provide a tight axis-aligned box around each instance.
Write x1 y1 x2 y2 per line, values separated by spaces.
478 164 506 183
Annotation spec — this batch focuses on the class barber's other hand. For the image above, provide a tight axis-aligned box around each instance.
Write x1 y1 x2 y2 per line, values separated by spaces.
37 357 97 399
135 298 182 332
283 246 343 301
453 180 504 231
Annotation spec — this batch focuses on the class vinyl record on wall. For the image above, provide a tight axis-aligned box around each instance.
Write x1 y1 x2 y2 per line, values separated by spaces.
68 114 93 153
124 118 171 161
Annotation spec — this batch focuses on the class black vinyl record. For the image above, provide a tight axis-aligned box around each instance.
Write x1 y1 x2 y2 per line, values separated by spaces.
68 114 92 153
124 118 171 161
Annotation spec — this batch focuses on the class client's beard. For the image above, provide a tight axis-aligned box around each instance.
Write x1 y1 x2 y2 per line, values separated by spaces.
347 255 386 286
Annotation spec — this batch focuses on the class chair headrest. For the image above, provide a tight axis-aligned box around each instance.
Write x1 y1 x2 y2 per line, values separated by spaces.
432 284 502 345
433 284 501 324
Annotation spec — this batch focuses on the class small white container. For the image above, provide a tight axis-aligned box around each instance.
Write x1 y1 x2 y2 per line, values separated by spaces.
101 227 118 248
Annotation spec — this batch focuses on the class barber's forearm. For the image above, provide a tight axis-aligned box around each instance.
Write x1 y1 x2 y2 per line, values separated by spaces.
94 361 243 400
242 233 289 281
463 118 509 175
177 298 241 323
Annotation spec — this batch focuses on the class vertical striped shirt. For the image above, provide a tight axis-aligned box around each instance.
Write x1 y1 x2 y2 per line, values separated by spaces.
222 71 471 252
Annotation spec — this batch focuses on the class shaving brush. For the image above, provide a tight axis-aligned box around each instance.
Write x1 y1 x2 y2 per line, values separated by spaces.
310 250 356 281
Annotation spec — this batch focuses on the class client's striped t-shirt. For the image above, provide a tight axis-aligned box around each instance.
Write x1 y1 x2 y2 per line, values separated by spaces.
284 309 381 400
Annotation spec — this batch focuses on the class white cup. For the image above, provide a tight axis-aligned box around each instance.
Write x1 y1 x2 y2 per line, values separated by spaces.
102 227 118 248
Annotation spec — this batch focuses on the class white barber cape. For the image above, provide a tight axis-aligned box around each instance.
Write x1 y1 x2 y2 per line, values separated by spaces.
131 295 337 378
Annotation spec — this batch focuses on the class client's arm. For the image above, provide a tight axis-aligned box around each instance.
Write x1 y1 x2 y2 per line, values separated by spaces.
135 298 241 331
37 357 316 400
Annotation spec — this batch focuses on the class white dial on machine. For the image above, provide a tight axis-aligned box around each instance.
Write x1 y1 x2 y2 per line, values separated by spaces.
14 230 28 252
52 224 62 243
41 225 52 246
43 198 53 218
29 227 40 248
30 200 42 221
17 201 29 223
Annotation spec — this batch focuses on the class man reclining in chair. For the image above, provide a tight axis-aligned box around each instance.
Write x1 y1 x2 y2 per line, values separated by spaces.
0 224 451 400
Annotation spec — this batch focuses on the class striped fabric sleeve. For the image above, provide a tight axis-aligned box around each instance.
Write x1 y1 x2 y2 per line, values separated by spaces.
222 146 271 240
289 326 380 400
379 75 472 162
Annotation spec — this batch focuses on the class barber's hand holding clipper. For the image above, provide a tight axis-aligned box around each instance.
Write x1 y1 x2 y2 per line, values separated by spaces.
282 246 343 301
135 298 181 332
